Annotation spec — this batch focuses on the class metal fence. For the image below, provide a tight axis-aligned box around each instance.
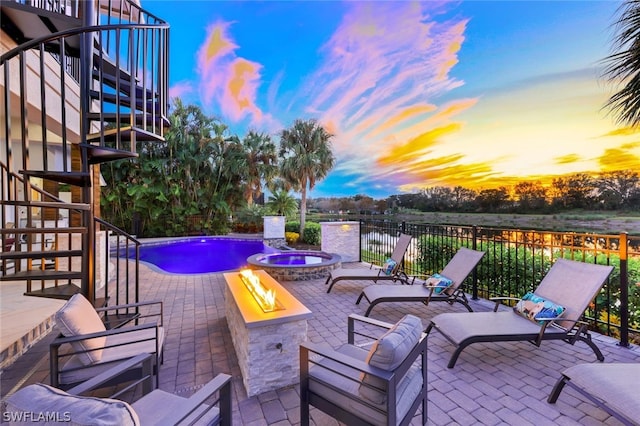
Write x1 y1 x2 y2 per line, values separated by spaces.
359 219 640 347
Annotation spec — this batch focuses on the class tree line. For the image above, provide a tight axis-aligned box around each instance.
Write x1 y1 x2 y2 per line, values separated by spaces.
307 170 640 214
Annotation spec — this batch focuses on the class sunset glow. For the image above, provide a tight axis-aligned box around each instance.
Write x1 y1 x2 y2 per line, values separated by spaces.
157 1 640 198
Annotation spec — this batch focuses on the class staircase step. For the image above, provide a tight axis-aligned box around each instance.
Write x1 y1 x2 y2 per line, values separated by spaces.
0 250 84 261
0 200 91 211
1 270 82 282
86 126 165 143
1 227 87 236
24 283 82 300
86 112 170 129
1 2 82 51
20 170 91 187
80 143 138 164
92 69 155 100
88 91 161 113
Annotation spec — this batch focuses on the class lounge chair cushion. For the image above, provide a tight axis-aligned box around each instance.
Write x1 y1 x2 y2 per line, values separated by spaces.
359 314 422 404
4 383 139 426
309 344 423 425
514 292 565 325
56 294 107 365
382 258 397 275
424 273 453 294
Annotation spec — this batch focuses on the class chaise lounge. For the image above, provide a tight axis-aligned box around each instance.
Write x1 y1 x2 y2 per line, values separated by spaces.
355 247 485 316
426 258 614 368
325 233 412 293
547 362 640 426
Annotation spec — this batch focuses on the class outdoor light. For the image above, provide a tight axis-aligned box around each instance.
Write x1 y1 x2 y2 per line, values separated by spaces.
239 269 280 312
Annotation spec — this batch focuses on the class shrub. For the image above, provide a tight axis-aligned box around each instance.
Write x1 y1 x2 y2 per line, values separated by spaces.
285 221 300 233
302 222 321 245
285 232 300 244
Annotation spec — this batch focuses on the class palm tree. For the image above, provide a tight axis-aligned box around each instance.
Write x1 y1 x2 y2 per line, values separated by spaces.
602 0 640 127
279 119 335 235
241 131 278 206
266 190 298 218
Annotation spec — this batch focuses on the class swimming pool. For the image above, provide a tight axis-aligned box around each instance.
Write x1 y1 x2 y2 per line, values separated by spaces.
131 237 278 274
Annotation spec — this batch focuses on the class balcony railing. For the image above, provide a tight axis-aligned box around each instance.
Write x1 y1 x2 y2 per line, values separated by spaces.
359 219 640 347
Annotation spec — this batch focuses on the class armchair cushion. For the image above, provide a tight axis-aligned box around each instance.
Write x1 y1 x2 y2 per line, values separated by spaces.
56 294 106 365
514 292 565 325
359 314 422 404
4 383 139 426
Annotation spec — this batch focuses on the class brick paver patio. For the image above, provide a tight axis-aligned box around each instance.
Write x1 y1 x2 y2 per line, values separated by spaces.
2 262 639 425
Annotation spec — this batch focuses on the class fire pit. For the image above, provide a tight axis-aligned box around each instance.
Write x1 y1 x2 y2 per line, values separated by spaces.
246 251 341 281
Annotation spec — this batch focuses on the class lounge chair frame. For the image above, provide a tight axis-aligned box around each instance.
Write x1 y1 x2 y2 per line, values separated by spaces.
325 233 413 293
547 363 640 426
426 258 614 368
356 248 485 316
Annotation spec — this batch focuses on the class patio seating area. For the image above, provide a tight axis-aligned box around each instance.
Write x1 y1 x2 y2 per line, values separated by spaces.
2 261 640 425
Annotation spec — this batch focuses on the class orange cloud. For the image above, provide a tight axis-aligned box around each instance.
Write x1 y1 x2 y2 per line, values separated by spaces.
598 143 640 171
371 104 437 137
554 154 581 165
377 123 463 167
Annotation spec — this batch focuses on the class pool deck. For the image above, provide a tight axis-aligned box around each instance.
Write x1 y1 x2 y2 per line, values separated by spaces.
2 261 640 425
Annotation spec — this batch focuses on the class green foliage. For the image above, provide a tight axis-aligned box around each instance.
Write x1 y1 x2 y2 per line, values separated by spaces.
285 221 300 233
266 190 298 218
100 99 244 237
234 205 266 233
279 119 335 235
301 222 321 245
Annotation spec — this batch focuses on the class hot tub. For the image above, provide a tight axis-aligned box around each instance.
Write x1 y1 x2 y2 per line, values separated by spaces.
246 251 341 281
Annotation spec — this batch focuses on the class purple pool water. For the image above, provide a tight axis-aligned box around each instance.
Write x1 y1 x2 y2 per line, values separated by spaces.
133 238 277 274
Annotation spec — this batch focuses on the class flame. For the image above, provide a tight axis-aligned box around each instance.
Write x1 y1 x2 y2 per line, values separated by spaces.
240 269 277 312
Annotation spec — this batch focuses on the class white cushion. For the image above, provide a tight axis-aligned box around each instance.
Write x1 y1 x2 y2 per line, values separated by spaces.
55 294 106 365
359 314 422 404
4 383 139 426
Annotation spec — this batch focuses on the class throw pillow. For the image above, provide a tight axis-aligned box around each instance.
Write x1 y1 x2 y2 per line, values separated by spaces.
382 258 397 275
55 293 107 365
514 292 565 325
359 314 422 404
4 383 140 426
424 273 454 294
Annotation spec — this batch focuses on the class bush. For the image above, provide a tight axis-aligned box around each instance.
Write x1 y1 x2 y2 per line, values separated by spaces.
302 222 321 245
285 232 300 244
285 221 301 233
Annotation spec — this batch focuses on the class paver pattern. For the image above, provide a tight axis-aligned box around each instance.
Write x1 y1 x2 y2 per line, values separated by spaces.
2 262 639 425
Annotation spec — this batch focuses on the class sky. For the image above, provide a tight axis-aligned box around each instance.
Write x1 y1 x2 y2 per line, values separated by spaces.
144 0 640 199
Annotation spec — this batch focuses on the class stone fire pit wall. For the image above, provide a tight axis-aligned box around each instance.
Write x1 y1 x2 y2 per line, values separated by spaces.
223 271 312 397
320 221 360 262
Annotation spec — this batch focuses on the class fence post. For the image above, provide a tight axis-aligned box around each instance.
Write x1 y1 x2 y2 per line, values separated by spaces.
359 220 362 263
472 225 478 300
619 232 629 348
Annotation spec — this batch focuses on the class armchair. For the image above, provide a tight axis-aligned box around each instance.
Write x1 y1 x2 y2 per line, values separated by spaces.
50 293 165 390
300 314 427 425
6 354 232 426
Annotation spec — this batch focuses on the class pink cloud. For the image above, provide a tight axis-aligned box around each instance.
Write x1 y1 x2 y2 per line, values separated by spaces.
196 21 269 127
294 1 474 187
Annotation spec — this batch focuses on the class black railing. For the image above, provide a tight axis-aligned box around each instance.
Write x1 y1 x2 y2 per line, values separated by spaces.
94 217 140 308
359 219 640 347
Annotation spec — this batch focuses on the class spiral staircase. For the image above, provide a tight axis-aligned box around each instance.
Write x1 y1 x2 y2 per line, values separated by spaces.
0 0 169 312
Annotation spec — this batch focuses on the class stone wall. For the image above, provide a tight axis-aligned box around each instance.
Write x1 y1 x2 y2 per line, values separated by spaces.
225 285 307 397
320 221 360 262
